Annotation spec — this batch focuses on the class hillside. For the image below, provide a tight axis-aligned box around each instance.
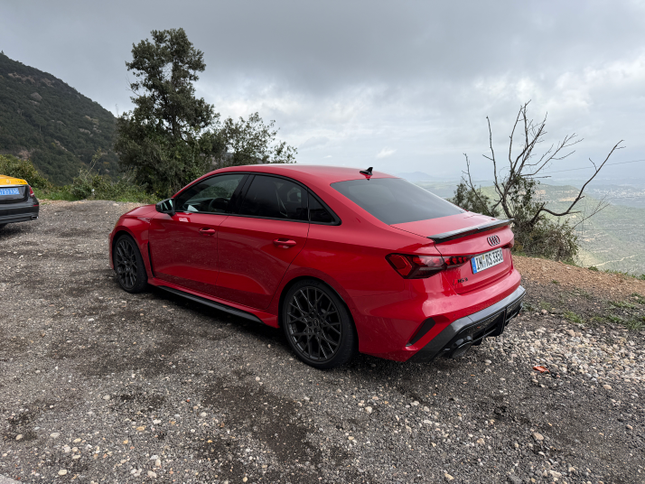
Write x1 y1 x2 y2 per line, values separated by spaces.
0 52 119 184
533 184 645 275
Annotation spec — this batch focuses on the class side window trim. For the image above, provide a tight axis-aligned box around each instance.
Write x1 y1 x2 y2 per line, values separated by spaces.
228 174 253 215
172 172 341 225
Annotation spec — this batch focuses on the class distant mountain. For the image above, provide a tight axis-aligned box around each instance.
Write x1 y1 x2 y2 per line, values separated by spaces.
0 52 118 184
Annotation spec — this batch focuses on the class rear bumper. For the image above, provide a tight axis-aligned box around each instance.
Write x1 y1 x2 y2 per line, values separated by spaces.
0 202 39 225
409 285 525 362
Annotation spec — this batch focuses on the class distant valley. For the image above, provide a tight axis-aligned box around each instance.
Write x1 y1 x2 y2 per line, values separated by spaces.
408 176 645 276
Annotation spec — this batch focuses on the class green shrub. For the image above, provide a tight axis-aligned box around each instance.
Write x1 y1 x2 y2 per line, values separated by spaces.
514 218 578 262
66 166 156 203
0 154 52 189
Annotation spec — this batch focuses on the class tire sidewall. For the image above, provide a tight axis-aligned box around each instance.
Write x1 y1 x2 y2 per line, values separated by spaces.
113 234 148 293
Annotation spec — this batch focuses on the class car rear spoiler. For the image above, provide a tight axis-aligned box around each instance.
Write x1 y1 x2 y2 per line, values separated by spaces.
428 219 514 244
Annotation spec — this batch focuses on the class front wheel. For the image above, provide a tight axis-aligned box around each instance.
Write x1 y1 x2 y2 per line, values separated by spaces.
113 234 148 293
282 280 356 369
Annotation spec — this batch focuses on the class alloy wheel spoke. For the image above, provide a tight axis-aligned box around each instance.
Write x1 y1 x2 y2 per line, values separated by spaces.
306 334 313 357
300 288 314 312
318 339 328 359
288 315 308 325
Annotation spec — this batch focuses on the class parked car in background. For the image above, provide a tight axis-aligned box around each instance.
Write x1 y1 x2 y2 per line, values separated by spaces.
109 165 524 369
0 174 39 230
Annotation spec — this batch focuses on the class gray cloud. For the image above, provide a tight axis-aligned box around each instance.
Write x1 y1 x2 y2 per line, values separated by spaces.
2 0 644 181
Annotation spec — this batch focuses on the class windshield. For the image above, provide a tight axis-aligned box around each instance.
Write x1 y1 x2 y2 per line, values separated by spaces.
331 177 463 224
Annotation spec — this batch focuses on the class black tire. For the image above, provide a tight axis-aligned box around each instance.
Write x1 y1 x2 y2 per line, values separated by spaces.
113 234 148 293
282 279 357 369
0 223 6 230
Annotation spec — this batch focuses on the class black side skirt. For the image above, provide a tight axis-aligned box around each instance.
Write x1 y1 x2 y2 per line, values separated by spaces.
158 286 264 324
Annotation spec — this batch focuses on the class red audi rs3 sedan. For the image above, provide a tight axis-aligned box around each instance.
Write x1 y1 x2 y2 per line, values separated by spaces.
109 165 524 369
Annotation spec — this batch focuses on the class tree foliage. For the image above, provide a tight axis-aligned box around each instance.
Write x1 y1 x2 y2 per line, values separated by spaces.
115 28 297 197
453 102 623 261
451 182 498 218
216 112 297 167
115 28 221 196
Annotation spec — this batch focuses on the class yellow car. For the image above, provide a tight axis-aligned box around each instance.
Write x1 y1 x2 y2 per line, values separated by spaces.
0 175 39 230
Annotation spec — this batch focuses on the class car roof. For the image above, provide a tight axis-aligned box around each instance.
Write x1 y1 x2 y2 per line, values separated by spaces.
0 175 28 186
213 164 397 186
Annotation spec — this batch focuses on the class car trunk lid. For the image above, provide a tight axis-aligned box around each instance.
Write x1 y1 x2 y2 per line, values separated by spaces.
392 213 515 294
0 175 27 203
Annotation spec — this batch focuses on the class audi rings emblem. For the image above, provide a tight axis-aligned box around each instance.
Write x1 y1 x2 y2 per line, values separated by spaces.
487 235 501 247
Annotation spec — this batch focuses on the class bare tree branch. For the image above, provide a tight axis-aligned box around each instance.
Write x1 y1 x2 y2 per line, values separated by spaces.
455 100 625 261
537 141 624 217
571 196 610 229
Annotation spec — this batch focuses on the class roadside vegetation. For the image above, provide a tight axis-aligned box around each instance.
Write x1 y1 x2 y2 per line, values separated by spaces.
0 153 156 203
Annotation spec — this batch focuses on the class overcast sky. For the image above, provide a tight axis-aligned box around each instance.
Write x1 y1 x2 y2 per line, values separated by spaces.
2 0 645 184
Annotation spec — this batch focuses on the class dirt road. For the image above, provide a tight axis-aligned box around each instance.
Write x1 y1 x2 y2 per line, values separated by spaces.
1 200 643 483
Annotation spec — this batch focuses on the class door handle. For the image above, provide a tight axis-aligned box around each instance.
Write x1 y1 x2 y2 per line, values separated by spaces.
199 228 216 236
273 238 297 248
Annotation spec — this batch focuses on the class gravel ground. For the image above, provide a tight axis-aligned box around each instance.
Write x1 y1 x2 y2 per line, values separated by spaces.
1 200 644 484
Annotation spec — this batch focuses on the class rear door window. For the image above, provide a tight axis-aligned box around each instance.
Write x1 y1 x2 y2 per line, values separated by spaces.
239 175 308 221
331 177 463 224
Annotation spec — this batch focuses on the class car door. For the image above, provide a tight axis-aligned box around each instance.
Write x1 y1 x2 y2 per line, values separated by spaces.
148 173 247 297
216 174 309 309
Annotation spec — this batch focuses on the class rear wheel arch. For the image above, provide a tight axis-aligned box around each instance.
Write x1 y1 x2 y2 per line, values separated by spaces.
278 276 353 328
279 276 358 369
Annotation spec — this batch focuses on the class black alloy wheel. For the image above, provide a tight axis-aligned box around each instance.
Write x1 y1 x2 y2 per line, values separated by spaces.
113 234 148 293
282 280 356 369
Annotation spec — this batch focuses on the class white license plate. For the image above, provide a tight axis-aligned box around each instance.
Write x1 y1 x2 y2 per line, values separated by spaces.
0 187 20 196
471 248 503 274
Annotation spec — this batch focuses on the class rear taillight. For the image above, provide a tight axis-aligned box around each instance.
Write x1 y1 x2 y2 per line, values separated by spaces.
28 185 35 197
387 253 472 279
387 254 445 279
444 256 471 267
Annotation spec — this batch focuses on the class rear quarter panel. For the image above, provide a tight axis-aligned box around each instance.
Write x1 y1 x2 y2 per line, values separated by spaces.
270 218 442 354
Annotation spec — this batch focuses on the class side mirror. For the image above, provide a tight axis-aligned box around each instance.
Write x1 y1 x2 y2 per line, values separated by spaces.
155 198 175 216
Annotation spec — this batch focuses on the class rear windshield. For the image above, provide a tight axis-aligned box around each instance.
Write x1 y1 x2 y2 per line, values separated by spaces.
331 177 463 225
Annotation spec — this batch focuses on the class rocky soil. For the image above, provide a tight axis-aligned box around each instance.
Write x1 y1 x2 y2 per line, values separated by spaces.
1 200 643 483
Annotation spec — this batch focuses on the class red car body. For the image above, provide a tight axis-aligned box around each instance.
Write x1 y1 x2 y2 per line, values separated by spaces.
109 165 523 365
